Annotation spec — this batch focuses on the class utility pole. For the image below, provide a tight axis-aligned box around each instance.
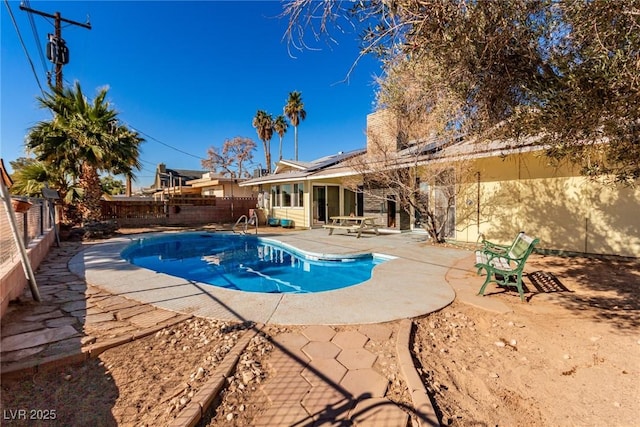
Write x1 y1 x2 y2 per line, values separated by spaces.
19 4 91 90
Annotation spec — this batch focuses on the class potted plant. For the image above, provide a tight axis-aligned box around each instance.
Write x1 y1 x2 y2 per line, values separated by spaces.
11 197 32 213
268 217 280 227
280 219 293 228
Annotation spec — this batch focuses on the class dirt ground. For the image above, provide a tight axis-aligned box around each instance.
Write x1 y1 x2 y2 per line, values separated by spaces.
412 253 640 426
1 236 639 425
0 318 247 426
0 320 411 426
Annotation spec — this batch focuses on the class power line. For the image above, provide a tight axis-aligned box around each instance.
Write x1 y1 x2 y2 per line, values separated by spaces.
8 0 203 169
137 165 157 175
19 3 91 90
23 0 48 79
138 158 157 166
4 0 45 94
128 125 207 161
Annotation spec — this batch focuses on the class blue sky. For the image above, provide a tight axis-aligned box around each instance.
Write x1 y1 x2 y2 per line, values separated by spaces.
1 1 382 190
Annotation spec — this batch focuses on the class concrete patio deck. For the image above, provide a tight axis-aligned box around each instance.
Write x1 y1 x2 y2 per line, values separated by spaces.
1 228 512 425
67 229 474 325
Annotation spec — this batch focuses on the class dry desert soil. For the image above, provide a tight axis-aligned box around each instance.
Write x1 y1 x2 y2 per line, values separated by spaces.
1 233 638 426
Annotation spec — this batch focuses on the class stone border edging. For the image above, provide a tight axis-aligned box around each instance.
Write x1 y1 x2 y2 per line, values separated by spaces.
168 325 261 427
396 318 439 427
0 314 193 380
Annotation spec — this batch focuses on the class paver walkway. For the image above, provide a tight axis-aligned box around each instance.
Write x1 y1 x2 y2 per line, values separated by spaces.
258 324 413 425
1 242 191 377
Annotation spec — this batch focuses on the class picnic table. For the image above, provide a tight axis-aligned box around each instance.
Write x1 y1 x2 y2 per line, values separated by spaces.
322 216 380 238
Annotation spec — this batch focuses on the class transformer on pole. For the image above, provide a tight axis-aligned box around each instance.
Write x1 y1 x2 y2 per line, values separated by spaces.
19 4 91 90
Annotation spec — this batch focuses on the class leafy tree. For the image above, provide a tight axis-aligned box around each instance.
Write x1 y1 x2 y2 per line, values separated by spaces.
283 0 640 184
26 82 143 223
100 176 125 195
273 115 289 161
528 1 640 184
252 110 274 173
284 91 306 161
201 136 257 178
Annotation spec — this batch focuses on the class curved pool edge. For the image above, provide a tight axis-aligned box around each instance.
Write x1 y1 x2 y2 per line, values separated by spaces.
68 231 465 325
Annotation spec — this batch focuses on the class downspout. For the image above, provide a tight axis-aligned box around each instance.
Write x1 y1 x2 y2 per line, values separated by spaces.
476 171 481 235
584 217 589 254
517 155 522 231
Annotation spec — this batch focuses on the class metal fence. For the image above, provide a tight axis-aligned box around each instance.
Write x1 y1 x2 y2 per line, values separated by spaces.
1 195 258 265
0 197 55 267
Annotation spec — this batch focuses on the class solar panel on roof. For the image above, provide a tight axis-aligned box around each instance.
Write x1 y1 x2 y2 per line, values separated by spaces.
305 149 366 172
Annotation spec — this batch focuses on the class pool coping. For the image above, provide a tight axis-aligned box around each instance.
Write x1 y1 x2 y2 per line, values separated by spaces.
69 231 470 325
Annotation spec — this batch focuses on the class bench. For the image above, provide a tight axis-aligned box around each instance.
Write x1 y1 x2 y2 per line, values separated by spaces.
478 231 524 259
322 216 380 238
475 232 539 302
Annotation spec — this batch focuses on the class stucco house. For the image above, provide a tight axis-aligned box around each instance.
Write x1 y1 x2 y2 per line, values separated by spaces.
240 111 640 258
426 134 639 258
186 172 255 198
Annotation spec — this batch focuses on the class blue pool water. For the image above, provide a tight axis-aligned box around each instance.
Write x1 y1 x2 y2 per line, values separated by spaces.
121 233 386 293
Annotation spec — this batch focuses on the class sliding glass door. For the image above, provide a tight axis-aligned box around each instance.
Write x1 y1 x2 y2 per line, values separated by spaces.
312 185 340 225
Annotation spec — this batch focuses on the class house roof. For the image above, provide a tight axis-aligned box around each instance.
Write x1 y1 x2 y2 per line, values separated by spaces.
419 134 544 164
164 168 208 180
275 159 314 171
240 135 550 187
186 174 248 187
239 169 312 186
240 149 365 186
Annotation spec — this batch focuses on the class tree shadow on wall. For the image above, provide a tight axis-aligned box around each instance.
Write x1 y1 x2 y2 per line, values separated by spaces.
480 179 640 333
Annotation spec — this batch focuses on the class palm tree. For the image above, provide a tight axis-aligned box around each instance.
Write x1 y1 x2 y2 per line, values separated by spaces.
8 158 49 197
284 91 306 161
273 115 289 161
26 81 143 223
252 110 274 173
106 125 143 197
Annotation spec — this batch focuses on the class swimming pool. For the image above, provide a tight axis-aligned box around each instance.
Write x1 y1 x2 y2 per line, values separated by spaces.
121 233 387 293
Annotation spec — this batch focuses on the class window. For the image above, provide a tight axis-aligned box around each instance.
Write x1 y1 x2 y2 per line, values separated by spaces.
271 183 304 207
271 186 281 207
294 183 304 207
282 184 292 207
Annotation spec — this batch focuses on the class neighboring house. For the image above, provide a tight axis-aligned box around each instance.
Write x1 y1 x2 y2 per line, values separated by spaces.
146 164 254 198
143 163 207 195
241 111 640 258
186 172 255 198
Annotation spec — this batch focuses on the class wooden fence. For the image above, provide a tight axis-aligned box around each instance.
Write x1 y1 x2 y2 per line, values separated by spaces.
100 196 258 227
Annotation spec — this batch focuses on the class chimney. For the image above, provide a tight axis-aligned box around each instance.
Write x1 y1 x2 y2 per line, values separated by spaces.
366 110 401 156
